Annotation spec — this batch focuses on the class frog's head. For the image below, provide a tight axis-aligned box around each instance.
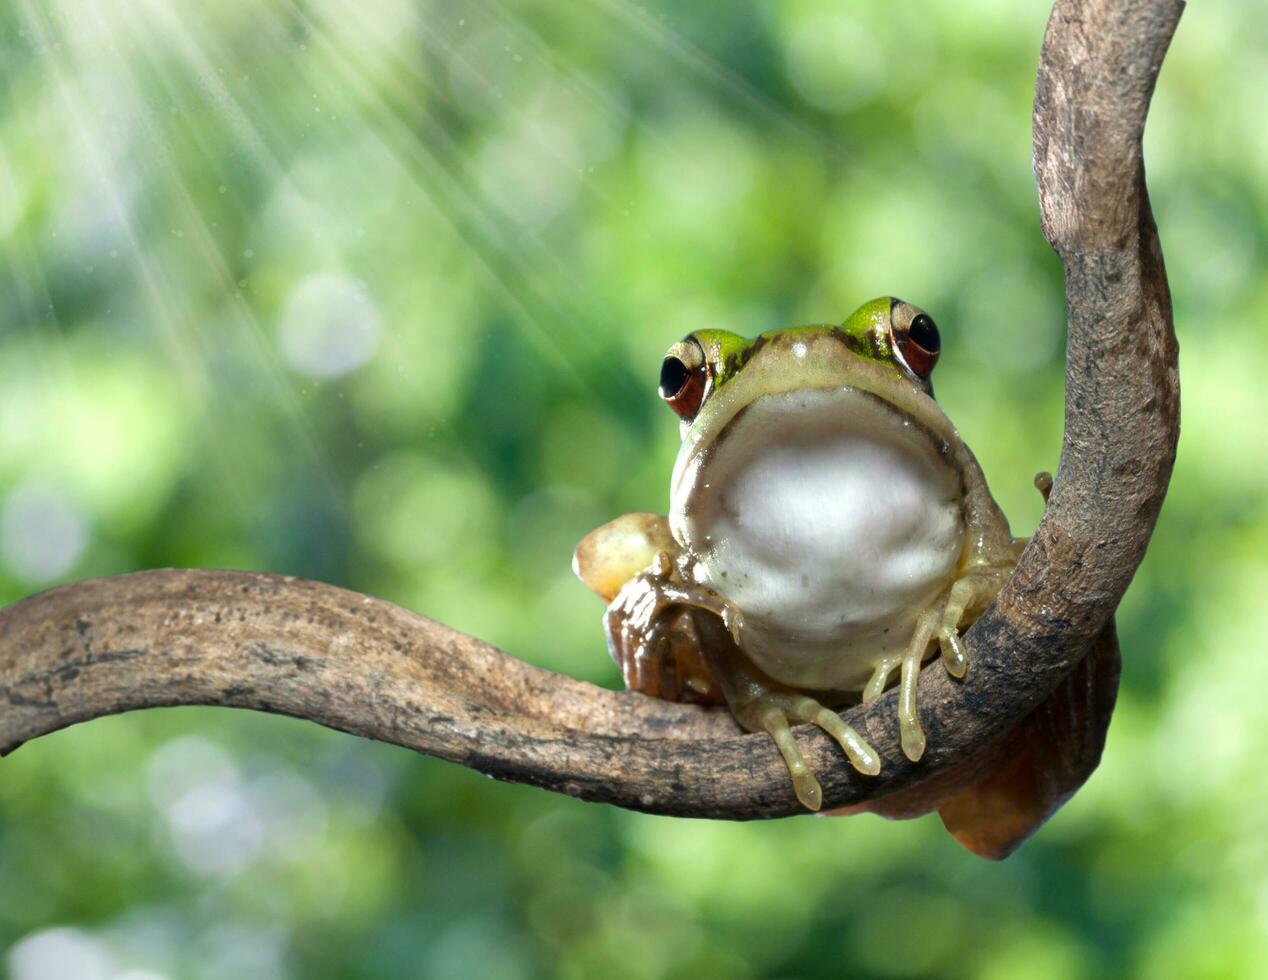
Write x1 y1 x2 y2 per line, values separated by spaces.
660 297 964 571
657 297 942 425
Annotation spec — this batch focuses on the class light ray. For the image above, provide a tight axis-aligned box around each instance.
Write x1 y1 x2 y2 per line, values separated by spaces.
12 0 262 518
124 0 603 411
590 0 838 156
261 0 604 391
71 0 346 512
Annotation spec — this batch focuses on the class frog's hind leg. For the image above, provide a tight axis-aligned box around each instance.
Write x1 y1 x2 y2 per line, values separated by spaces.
627 610 723 704
602 552 741 704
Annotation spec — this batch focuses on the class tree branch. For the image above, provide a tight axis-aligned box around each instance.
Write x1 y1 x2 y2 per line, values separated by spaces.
0 0 1182 819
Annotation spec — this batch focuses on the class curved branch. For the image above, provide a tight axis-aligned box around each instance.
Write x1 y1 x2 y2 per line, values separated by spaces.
0 0 1182 819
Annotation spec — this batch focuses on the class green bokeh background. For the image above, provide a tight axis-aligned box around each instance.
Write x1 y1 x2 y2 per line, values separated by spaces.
1 1 1264 977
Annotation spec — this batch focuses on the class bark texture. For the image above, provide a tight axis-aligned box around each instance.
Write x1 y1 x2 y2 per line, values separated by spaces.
0 0 1183 819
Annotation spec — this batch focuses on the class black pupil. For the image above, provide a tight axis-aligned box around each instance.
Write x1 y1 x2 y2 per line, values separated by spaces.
659 356 690 397
908 314 940 353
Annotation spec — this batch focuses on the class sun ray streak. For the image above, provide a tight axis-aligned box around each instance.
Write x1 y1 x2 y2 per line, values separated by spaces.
258 0 605 391
0 133 77 412
118 0 603 405
589 0 838 156
14 0 259 517
73 0 346 513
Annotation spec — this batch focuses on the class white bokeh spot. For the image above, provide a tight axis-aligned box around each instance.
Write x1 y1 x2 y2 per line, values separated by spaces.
7 928 113 980
278 273 382 378
1 483 89 584
147 737 263 877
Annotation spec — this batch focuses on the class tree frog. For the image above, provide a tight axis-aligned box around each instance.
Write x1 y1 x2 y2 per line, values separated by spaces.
574 298 1117 856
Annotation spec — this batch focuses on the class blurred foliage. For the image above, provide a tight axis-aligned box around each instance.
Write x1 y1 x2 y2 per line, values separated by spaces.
0 0 1264 977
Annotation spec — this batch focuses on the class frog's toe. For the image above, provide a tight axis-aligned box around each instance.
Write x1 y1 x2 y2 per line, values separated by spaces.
938 627 968 679
898 609 939 762
935 564 1019 684
757 706 824 810
899 711 927 762
786 699 881 776
737 694 880 811
863 655 900 703
741 702 828 810
822 711 881 776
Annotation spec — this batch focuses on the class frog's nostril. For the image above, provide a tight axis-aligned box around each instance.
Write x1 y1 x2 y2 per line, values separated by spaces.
659 356 690 398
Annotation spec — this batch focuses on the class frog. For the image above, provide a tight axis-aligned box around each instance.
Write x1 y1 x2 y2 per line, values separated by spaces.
573 297 1119 858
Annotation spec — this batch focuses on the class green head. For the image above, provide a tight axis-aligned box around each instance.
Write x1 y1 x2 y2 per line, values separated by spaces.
657 297 942 421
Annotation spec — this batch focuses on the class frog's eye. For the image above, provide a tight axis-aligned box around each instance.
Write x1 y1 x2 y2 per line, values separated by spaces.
659 337 708 419
894 312 940 379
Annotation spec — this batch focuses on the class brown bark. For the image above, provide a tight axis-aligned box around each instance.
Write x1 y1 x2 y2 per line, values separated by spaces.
0 0 1182 819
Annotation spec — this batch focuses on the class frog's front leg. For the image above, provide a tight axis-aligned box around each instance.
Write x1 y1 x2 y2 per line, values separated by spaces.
893 547 1027 760
896 606 940 760
931 473 1050 685
935 563 1017 676
733 691 882 812
890 471 1046 759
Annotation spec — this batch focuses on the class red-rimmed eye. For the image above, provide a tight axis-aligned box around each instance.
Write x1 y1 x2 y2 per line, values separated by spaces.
895 311 940 379
659 337 708 419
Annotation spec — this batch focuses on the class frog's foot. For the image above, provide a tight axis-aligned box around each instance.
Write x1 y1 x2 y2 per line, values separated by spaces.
863 571 1009 762
934 563 1018 684
603 551 743 700
878 562 1018 761
732 691 880 811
